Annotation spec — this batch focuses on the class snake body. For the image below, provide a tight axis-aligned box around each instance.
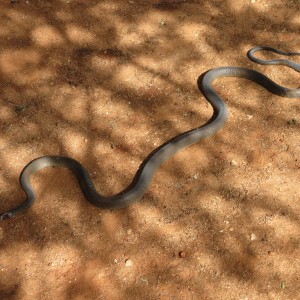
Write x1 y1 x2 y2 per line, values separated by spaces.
1 46 300 221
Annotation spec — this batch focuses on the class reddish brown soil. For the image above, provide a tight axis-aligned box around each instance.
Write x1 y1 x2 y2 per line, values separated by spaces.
0 0 299 299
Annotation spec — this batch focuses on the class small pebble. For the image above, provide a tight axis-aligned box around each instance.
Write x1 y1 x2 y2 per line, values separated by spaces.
125 259 133 267
0 265 7 271
250 233 257 241
230 160 238 166
179 251 186 258
287 118 297 125
280 281 286 289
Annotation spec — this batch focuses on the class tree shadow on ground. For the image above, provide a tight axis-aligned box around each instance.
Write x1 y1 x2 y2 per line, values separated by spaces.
0 0 299 299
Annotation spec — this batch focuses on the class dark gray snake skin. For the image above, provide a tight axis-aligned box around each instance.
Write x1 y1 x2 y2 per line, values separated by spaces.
1 46 300 221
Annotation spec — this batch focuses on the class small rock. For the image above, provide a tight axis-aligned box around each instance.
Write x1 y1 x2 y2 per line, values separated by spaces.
282 144 289 151
250 233 257 241
287 118 297 125
230 160 238 166
179 251 186 258
140 277 149 284
280 281 286 289
125 259 133 267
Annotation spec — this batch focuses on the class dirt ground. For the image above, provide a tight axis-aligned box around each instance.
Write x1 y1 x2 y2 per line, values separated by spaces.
0 0 299 299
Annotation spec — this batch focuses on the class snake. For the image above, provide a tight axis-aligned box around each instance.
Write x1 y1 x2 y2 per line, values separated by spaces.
1 46 300 221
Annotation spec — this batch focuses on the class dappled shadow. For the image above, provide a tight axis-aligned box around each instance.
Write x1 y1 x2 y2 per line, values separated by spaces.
0 0 299 299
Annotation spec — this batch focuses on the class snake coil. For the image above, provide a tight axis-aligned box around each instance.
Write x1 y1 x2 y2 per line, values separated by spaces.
1 46 300 221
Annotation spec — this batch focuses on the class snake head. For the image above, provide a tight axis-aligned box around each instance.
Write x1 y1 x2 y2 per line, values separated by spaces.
0 212 15 221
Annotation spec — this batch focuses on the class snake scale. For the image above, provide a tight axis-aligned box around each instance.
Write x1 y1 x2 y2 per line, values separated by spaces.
1 46 300 221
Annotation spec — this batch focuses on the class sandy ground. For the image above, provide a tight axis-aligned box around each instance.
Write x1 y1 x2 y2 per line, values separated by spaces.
0 0 299 299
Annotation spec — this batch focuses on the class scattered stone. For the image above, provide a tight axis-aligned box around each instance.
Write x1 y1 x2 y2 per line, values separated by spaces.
140 277 149 284
280 281 286 289
0 265 7 271
179 251 186 258
250 233 257 241
282 144 289 151
287 118 297 125
230 160 238 166
125 259 133 267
